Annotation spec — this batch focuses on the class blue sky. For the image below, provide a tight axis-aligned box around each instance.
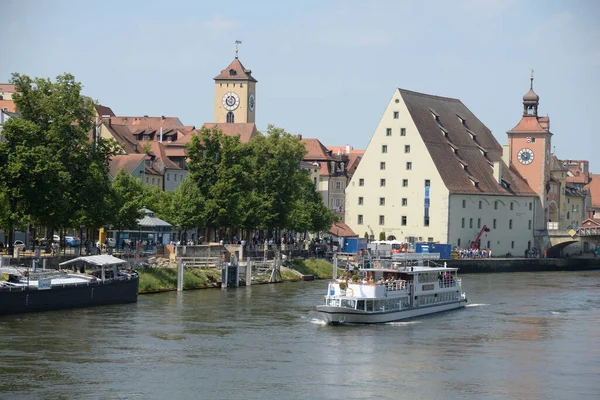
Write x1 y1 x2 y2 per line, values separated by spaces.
2 0 599 165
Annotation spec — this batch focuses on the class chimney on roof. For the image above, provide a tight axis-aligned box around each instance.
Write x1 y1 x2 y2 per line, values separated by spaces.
144 115 148 117
161 115 165 120
298 134 302 140
493 161 503 185
502 144 510 165
160 127 163 143
345 145 350 154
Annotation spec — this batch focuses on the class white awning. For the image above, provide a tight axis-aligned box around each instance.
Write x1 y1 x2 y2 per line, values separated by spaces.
59 255 127 267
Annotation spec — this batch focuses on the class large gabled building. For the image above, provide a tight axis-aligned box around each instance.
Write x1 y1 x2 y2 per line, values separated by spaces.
346 88 538 255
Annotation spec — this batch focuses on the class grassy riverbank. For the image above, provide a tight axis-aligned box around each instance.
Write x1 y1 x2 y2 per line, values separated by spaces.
138 258 333 294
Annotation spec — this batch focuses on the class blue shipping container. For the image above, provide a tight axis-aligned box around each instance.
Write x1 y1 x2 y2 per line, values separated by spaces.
344 238 368 254
415 243 452 259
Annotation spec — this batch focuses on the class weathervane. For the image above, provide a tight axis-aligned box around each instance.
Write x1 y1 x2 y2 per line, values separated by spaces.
530 68 534 89
235 40 242 59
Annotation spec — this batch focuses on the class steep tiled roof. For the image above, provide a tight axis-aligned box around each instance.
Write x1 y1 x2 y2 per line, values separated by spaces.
213 58 257 82
109 154 145 177
201 123 258 143
110 116 183 128
147 141 180 170
301 138 335 161
507 116 549 134
0 84 17 93
346 150 364 177
585 174 600 209
329 221 357 238
95 105 115 117
400 88 536 197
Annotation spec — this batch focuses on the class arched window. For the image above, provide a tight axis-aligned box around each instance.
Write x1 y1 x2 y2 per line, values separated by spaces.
226 112 234 123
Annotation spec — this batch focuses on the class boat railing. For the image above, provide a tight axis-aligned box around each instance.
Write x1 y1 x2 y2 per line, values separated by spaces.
439 278 461 288
384 280 407 291
0 273 138 292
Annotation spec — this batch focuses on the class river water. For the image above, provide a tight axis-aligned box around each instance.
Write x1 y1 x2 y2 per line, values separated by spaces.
1 270 599 400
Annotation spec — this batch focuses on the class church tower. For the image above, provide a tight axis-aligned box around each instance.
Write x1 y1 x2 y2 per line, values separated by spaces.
213 52 257 124
507 73 553 222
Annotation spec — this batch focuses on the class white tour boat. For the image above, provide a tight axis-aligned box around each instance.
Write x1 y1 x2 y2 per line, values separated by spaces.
316 262 467 325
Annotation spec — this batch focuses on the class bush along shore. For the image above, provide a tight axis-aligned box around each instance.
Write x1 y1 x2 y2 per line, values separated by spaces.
138 258 334 294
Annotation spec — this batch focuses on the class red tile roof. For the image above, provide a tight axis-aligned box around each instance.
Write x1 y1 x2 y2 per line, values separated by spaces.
109 154 145 177
507 116 549 134
213 58 257 82
328 221 357 238
110 116 183 128
301 138 335 161
0 84 17 93
95 105 115 117
201 123 258 143
585 174 600 209
400 88 536 197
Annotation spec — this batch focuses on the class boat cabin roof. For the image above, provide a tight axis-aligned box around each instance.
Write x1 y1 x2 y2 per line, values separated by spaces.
361 266 459 274
59 255 127 267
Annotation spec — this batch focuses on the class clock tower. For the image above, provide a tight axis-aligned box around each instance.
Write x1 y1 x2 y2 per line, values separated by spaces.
507 74 553 220
213 55 257 124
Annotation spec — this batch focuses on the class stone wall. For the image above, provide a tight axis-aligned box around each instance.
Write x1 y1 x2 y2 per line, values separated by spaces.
443 257 600 273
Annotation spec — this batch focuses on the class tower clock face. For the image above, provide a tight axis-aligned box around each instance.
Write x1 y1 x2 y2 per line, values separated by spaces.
248 93 255 112
518 148 534 165
222 92 240 111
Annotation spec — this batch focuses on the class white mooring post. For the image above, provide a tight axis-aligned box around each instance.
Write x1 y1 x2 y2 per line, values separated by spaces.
43 258 47 270
245 260 252 286
177 258 184 292
333 253 338 279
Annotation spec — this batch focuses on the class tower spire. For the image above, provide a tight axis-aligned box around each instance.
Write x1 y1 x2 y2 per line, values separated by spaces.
235 40 242 59
530 69 534 90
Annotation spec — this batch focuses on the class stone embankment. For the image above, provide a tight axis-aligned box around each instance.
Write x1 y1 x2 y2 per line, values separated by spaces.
444 257 600 273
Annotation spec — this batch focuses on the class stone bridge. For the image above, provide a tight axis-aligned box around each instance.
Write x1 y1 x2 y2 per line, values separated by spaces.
546 229 579 258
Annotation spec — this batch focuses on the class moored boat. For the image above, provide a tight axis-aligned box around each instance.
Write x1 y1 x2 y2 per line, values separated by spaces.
0 255 139 315
316 261 467 325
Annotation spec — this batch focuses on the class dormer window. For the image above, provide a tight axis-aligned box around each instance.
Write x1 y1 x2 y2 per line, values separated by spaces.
429 108 440 121
439 126 449 138
456 114 466 125
501 179 511 190
229 69 237 76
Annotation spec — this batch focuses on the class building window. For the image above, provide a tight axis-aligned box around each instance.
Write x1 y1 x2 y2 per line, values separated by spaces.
405 145 410 153
458 238 461 247
386 128 392 136
510 202 514 211
462 199 466 208
469 218 473 229
493 219 497 229
479 200 482 209
461 218 465 228
382 145 387 153
380 179 386 187
336 181 342 189
174 174 178 182
313 177 317 184
528 240 531 249
487 240 490 249
424 217 430 226
528 220 532 229
402 179 408 187
152 177 155 185
511 241 515 249
380 197 385 206
393 111 399 119
359 178 364 186
494 201 498 210
477 218 481 229
402 198 408 206
358 197 364 205
380 162 386 170
509 219 513 229
167 173 170 181
358 215 363 225
425 179 430 187
180 174 183 181
401 128 406 136
529 202 532 211
146 177 149 184
406 162 412 170
379 215 385 225
226 112 235 123
402 216 407 226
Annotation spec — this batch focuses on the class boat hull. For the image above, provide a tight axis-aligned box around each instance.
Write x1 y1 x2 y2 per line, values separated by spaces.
0 277 139 316
316 300 467 325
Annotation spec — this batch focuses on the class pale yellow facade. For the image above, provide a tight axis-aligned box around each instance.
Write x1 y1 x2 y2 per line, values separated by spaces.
346 89 537 255
213 80 256 124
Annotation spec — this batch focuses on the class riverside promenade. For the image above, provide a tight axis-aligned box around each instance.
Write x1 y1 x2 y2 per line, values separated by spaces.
443 255 600 273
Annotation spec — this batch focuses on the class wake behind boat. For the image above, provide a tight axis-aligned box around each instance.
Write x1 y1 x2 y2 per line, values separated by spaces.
0 255 139 315
316 260 467 325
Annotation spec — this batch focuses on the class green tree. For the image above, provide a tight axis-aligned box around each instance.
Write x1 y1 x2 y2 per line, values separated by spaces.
170 177 205 237
288 172 337 234
110 170 144 233
0 73 115 248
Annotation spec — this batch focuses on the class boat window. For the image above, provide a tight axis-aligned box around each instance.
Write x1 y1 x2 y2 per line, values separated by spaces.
366 300 374 311
357 300 365 311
